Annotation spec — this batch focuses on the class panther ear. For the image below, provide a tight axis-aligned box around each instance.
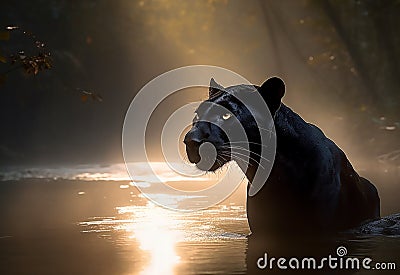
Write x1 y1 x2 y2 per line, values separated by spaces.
259 77 285 115
209 78 225 98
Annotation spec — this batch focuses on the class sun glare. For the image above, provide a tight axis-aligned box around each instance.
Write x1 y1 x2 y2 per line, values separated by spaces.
120 203 183 275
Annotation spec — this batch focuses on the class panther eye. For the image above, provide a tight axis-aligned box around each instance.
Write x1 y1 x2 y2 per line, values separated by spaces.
222 113 232 120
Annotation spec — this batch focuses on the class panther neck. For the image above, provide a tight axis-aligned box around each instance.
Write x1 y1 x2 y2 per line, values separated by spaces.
237 105 303 187
236 159 259 184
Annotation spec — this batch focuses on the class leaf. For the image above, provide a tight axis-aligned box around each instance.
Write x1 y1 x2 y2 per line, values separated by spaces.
0 74 6 86
81 94 88 102
91 93 103 102
0 31 10 41
0 54 6 63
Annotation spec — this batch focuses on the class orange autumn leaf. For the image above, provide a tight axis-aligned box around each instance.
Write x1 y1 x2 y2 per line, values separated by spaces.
0 31 10 41
81 94 88 102
0 74 6 86
0 54 6 63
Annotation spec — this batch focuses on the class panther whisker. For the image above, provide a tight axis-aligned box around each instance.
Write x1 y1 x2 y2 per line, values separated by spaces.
223 141 270 148
216 155 230 164
232 154 266 169
257 126 275 134
220 145 270 162
218 150 265 169
233 156 263 170
215 157 223 167
220 145 271 163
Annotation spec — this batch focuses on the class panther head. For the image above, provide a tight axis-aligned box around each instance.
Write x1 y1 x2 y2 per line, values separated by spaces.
184 77 285 172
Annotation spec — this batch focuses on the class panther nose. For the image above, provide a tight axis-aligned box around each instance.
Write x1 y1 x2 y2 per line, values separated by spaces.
184 135 203 164
184 129 209 145
183 136 202 147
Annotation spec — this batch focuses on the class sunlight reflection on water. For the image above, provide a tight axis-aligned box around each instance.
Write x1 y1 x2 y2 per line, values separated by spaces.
77 199 400 275
120 204 183 275
79 201 249 275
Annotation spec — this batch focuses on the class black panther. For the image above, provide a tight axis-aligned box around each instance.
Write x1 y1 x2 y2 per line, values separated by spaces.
184 76 380 235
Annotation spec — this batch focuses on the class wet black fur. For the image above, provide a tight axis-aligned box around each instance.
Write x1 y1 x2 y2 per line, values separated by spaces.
184 77 380 235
